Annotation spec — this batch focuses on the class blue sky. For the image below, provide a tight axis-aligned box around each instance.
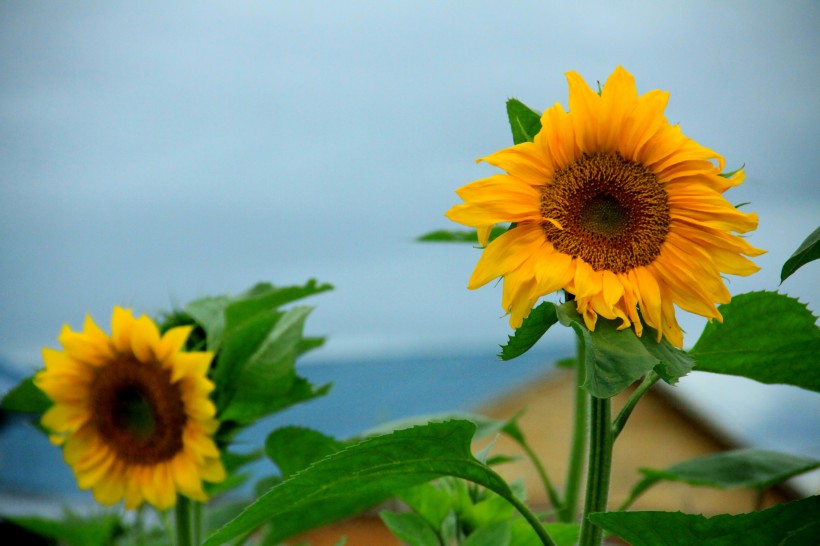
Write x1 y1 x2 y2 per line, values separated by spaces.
1 2 818 468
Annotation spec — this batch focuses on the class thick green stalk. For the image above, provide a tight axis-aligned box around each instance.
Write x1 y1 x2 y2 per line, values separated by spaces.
175 496 192 546
558 335 588 522
192 501 202 546
578 396 613 546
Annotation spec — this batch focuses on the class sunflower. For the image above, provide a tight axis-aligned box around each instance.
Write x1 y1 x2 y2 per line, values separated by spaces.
446 66 764 347
35 306 226 510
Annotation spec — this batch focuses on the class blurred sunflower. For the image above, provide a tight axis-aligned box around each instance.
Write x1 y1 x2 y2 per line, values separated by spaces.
35 306 225 510
447 66 763 347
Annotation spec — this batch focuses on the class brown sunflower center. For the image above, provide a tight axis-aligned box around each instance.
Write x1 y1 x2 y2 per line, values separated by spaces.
540 152 670 272
91 354 187 464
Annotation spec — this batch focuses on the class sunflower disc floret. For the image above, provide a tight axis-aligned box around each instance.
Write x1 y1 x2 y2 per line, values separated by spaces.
35 306 226 510
447 66 764 347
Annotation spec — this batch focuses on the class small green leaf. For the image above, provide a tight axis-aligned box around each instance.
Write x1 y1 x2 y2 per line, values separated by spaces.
202 421 517 546
718 165 745 179
590 495 820 546
690 291 820 392
7 512 122 546
637 325 694 385
185 279 332 354
398 482 454 531
265 426 345 480
622 449 820 509
416 227 508 244
379 511 440 546
781 226 820 283
511 520 579 546
1 375 51 413
499 302 559 361
555 302 692 397
467 491 517 529
219 306 322 423
557 303 656 398
184 295 232 353
506 99 542 144
463 520 511 546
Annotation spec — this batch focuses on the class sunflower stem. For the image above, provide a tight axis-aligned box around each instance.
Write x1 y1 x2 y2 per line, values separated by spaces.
175 496 193 546
578 396 613 546
506 492 559 546
558 334 588 522
612 370 659 440
192 501 202 546
520 439 563 516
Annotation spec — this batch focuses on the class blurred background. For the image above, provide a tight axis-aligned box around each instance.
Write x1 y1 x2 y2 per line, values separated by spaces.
1 1 818 507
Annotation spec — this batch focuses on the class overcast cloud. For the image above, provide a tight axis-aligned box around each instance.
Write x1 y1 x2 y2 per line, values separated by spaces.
1 1 818 416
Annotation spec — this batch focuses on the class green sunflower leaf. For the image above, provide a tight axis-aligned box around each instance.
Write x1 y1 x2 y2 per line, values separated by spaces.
462 521 511 546
397 482 454 531
506 99 542 144
185 279 332 354
556 302 687 398
218 305 329 424
637 325 694 385
512 520 580 546
781 225 820 283
621 449 820 510
589 495 820 546
1 375 51 414
689 291 820 392
379 511 441 546
202 421 528 546
265 426 345 480
416 227 508 244
499 302 559 361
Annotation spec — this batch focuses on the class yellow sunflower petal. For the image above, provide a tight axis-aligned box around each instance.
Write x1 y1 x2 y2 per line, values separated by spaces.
124 470 145 510
42 403 90 433
91 461 126 506
533 246 575 296
63 425 105 467
476 225 494 247
183 425 221 459
572 260 603 300
536 102 576 171
200 456 227 483
111 306 136 353
75 450 116 489
447 175 543 227
58 325 113 367
131 315 161 364
153 463 177 510
156 325 194 362
632 266 663 339
565 71 601 152
480 141 551 184
468 225 544 289
619 89 670 161
171 453 207 502
169 351 212 382
598 66 638 152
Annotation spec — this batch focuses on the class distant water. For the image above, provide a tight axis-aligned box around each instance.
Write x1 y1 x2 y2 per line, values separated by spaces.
0 348 566 509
